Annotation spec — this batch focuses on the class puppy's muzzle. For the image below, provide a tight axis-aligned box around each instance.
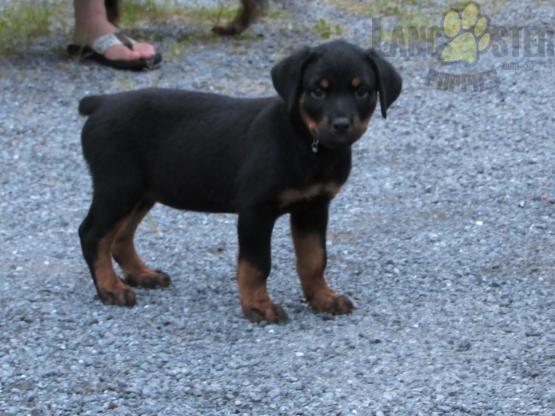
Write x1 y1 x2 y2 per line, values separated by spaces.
331 116 351 134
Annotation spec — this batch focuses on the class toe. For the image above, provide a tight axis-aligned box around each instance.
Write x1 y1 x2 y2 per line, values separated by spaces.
119 288 137 306
154 269 172 287
243 303 288 324
125 270 171 289
268 304 289 323
132 42 156 59
311 293 354 315
104 44 141 61
98 287 136 307
244 308 266 323
328 294 354 315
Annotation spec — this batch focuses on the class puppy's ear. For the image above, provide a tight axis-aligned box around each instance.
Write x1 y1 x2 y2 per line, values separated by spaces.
366 49 402 119
271 47 314 112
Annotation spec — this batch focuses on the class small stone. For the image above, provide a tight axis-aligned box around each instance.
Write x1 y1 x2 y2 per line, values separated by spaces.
525 331 542 337
456 341 472 351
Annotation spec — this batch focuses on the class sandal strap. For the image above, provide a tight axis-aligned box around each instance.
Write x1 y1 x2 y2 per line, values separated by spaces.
91 32 136 54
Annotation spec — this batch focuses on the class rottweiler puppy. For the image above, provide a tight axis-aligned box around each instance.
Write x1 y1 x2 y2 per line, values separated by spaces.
78 39 402 323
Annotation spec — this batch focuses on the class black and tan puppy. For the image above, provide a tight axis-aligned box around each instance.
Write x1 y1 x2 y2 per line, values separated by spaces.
78 40 402 323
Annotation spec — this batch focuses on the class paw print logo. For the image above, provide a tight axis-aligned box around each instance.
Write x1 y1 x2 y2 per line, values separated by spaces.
440 2 491 64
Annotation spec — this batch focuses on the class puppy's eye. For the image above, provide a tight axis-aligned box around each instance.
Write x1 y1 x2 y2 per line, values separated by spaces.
310 87 326 99
355 87 369 99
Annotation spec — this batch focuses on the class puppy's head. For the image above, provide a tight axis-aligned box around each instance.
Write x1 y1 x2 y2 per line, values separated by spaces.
271 40 402 149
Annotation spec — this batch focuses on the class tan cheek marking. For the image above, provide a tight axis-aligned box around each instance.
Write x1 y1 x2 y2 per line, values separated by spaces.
352 77 361 87
299 95 318 132
320 79 329 89
318 114 331 130
357 92 378 131
366 92 378 126
279 183 342 208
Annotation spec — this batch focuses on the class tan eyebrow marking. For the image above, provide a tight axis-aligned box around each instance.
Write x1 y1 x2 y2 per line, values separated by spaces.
352 77 361 87
320 79 329 89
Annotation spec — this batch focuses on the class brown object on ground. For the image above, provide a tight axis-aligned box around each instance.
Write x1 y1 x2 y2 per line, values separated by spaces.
105 0 264 36
212 0 265 36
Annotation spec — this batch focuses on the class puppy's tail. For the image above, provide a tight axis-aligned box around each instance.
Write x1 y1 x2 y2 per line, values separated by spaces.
78 95 104 116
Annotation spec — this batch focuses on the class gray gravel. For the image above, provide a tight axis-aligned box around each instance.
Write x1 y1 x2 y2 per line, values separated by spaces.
1 0 555 415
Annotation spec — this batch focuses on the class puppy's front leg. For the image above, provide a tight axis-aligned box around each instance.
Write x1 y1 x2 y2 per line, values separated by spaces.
237 210 288 323
290 200 354 315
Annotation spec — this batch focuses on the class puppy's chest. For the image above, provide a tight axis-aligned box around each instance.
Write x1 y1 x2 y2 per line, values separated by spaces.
279 182 342 208
276 150 351 209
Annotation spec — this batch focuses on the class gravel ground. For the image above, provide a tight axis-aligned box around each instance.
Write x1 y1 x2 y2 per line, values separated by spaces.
1 1 554 415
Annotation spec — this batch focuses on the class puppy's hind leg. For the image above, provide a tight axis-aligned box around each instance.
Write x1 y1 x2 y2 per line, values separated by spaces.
79 188 143 306
112 200 171 289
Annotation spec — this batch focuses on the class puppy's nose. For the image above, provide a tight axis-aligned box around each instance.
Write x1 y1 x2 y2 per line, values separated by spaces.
332 117 351 133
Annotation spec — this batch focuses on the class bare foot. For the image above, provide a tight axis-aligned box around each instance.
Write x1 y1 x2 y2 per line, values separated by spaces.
73 0 156 61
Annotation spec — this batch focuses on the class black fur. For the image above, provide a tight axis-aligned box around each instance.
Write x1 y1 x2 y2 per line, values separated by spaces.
78 39 402 319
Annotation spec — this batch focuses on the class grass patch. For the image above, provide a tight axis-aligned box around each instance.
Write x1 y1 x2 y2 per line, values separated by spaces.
313 18 343 39
0 0 66 55
121 0 241 28
332 0 418 17
330 0 433 28
121 1 285 30
266 9 286 19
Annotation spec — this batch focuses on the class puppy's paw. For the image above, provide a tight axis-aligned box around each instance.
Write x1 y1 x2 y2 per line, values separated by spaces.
310 292 354 315
125 269 171 289
242 302 289 324
98 286 137 307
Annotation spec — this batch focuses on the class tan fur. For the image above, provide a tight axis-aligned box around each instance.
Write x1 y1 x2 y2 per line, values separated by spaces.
237 260 271 309
320 79 330 89
112 207 153 279
279 183 341 208
299 95 333 138
299 95 318 131
354 92 378 132
352 77 361 87
292 233 326 289
94 227 127 293
290 228 337 308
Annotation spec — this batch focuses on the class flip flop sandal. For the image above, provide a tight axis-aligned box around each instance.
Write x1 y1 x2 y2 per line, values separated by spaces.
67 32 162 71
